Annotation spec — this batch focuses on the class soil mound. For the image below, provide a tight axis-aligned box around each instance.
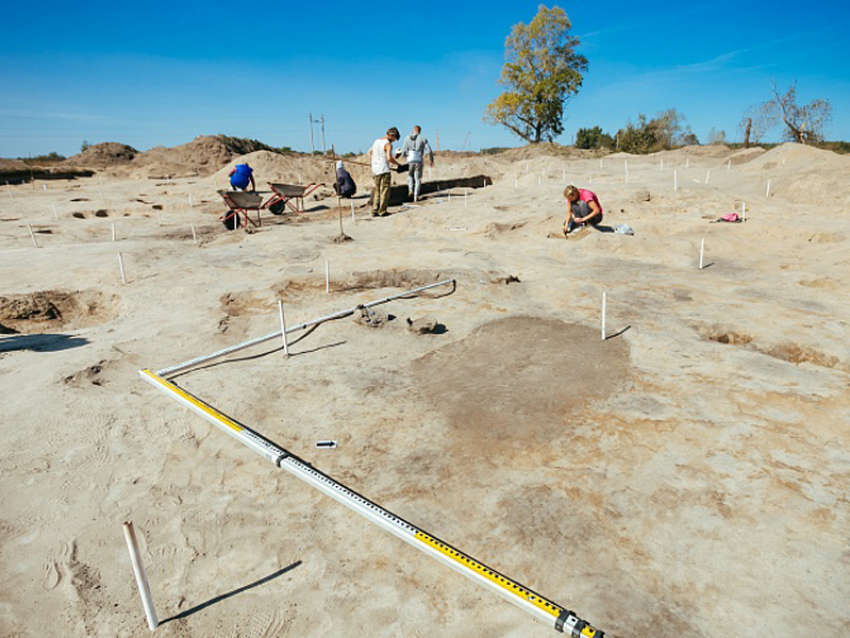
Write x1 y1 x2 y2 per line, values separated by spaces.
64 142 138 167
0 290 120 333
132 135 280 177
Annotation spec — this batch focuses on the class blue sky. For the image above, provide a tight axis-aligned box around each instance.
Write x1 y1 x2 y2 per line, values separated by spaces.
1 0 848 157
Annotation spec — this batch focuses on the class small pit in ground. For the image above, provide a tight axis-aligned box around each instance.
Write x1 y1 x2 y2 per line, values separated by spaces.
0 290 120 334
412 317 630 450
696 324 844 370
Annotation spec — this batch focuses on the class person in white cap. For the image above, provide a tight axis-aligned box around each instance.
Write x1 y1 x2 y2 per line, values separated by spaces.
333 160 356 198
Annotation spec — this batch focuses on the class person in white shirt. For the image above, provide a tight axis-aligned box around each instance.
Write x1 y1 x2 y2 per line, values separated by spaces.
368 127 400 217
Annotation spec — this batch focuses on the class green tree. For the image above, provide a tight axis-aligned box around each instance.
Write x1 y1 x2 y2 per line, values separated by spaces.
80 140 90 152
617 115 658 153
575 126 613 149
485 5 588 143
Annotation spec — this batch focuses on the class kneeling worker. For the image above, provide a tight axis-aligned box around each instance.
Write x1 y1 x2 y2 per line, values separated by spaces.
564 184 603 234
229 163 256 191
333 160 357 198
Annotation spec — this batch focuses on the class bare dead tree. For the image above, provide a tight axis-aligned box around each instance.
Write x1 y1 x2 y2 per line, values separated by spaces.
769 80 832 144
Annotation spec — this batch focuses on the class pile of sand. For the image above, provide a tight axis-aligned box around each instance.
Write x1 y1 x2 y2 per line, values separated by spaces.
63 142 138 168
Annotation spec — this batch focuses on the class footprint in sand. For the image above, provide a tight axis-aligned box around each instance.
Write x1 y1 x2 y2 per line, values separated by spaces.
42 540 75 590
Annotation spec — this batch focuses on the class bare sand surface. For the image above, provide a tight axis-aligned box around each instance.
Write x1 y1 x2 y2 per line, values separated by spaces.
1 143 849 637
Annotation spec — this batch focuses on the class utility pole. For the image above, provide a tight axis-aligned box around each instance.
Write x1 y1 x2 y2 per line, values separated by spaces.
308 112 315 154
436 129 440 151
321 114 326 153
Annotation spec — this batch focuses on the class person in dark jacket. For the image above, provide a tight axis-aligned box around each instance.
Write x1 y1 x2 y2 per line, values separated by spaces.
333 160 357 198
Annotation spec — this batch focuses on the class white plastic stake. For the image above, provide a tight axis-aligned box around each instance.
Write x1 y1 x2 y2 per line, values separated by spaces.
699 238 705 270
122 522 158 631
727 160 731 170
43 184 47 192
599 159 603 169
52 203 58 220
705 169 710 184
537 176 541 186
448 193 452 203
191 224 198 245
742 202 747 221
28 224 38 248
325 259 330 294
766 179 771 198
189 193 194 208
514 177 518 190
118 252 126 284
660 158 664 171
674 170 678 191
111 222 116 242
278 301 289 357
601 292 607 341
686 158 690 169
350 201 355 222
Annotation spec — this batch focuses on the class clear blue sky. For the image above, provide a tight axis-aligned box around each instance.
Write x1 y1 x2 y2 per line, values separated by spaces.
1 0 848 157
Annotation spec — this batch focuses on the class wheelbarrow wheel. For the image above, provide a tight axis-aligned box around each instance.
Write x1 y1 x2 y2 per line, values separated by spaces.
269 200 286 215
221 211 241 230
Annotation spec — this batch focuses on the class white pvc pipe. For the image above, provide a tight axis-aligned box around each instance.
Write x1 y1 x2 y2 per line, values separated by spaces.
350 201 355 222
514 177 518 190
43 184 47 192
28 224 38 248
52 203 58 220
278 301 289 357
727 160 731 170
686 158 690 169
742 202 747 221
699 238 705 270
122 521 158 631
118 252 126 285
705 170 710 184
660 158 664 171
601 292 607 341
766 179 771 198
157 279 456 377
191 224 198 245
112 222 116 242
189 193 194 208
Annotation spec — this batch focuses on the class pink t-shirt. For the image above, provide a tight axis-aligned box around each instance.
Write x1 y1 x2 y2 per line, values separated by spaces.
578 188 603 215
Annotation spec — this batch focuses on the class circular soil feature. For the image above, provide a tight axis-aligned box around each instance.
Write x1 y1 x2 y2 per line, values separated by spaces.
0 290 120 334
412 317 630 448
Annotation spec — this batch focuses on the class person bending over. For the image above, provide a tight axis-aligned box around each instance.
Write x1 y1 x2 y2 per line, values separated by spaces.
333 160 357 198
564 184 603 234
229 163 256 191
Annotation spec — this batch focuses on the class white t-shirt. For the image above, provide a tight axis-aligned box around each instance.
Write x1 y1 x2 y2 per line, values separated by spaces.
371 138 391 175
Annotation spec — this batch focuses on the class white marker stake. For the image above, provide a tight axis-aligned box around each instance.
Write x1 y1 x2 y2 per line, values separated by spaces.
6 182 14 200
448 193 452 203
28 224 38 248
278 301 289 357
766 179 771 198
699 238 705 270
189 193 194 208
705 169 711 184
537 176 541 186
674 170 678 192
686 158 690 169
601 292 607 341
191 224 198 245
350 201 355 222
562 168 566 182
742 202 747 221
660 158 664 171
599 159 603 169
52 203 58 220
98 186 105 202
122 522 158 631
118 252 126 284
727 160 731 170
325 259 330 294
111 222 116 242
43 184 47 192
514 177 518 190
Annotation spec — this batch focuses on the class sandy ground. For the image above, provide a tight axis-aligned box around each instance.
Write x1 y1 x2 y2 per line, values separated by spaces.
1 144 849 637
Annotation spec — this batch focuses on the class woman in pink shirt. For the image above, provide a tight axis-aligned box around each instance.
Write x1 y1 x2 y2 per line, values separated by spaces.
563 184 603 234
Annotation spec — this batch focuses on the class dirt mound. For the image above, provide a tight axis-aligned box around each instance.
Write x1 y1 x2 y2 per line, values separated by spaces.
132 135 281 178
213 150 338 186
0 290 120 333
498 143 597 161
742 142 850 172
0 158 28 171
64 143 138 167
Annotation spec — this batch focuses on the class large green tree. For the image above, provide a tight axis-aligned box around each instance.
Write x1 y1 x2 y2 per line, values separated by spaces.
485 5 587 143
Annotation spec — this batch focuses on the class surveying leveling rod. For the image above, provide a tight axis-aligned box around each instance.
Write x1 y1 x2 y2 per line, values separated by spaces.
139 368 604 636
